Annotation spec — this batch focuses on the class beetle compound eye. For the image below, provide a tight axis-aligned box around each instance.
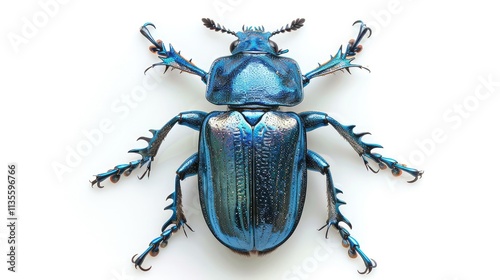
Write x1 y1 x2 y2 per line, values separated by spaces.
269 40 279 53
230 40 239 52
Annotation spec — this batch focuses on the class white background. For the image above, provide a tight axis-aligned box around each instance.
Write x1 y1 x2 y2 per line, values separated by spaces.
1 0 500 279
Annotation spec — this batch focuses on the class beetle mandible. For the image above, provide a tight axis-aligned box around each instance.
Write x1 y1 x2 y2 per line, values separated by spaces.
91 18 423 274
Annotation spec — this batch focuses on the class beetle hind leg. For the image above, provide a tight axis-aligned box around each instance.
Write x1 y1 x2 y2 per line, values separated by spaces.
132 153 199 271
307 150 377 274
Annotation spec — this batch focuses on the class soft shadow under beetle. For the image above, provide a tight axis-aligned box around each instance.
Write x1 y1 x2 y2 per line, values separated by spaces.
91 18 423 274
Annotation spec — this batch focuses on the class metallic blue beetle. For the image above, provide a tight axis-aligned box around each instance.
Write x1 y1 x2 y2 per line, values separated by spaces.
91 18 423 274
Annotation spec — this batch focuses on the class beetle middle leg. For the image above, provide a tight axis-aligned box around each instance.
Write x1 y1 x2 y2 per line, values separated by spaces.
300 111 423 182
131 153 198 271
90 111 207 188
307 150 376 274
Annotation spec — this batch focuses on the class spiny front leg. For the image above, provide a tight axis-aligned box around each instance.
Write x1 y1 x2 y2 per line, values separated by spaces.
301 111 423 183
307 150 376 274
140 23 208 81
132 154 198 271
90 111 206 188
303 20 371 86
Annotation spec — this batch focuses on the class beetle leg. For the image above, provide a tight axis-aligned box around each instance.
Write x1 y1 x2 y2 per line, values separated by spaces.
307 150 376 274
140 23 208 83
132 153 198 271
302 21 371 86
338 227 377 274
300 111 423 183
91 111 207 188
345 21 372 57
306 150 351 231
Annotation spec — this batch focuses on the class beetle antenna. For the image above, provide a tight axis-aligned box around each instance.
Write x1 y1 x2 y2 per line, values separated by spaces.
202 18 237 36
270 18 305 36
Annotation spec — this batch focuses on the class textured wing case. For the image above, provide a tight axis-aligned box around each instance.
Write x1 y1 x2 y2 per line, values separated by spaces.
198 111 307 253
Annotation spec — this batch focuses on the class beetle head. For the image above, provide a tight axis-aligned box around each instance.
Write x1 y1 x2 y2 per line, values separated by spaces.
202 18 305 55
231 30 277 54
